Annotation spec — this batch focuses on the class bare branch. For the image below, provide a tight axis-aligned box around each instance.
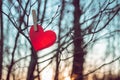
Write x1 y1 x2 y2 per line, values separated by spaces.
84 56 120 77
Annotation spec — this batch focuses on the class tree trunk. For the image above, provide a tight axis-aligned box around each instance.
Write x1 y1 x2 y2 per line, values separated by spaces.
26 48 37 80
0 0 3 79
71 0 86 80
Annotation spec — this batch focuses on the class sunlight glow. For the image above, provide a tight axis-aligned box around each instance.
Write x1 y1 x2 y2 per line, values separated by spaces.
65 77 71 80
41 67 53 80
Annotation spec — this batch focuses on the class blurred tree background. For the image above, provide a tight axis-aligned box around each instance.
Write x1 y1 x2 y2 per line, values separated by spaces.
0 0 120 80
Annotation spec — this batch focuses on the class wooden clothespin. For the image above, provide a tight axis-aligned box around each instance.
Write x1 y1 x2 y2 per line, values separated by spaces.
32 9 37 31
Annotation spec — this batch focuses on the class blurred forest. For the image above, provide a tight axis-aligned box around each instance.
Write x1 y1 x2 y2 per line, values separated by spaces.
0 0 120 80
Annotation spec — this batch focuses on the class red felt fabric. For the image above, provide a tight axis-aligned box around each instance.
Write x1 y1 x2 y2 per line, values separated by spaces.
29 25 56 51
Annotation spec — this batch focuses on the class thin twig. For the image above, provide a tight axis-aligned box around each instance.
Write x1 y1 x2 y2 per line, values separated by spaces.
84 56 120 77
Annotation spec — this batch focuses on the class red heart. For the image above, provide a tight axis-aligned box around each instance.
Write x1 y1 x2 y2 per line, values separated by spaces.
29 25 56 51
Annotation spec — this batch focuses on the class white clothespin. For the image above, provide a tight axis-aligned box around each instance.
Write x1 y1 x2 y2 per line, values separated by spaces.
32 9 37 31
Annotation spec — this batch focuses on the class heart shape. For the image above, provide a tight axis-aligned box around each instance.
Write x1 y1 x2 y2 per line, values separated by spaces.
29 25 56 51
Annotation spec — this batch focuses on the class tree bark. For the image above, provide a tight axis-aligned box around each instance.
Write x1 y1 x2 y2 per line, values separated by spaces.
71 0 86 80
26 49 37 80
0 0 3 79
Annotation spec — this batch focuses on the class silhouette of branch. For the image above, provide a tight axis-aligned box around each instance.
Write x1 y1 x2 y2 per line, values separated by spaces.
44 5 60 29
84 56 120 77
34 60 53 79
6 32 19 80
91 6 120 34
40 0 48 25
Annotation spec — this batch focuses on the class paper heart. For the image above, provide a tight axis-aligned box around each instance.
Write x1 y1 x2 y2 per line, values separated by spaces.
29 25 56 51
